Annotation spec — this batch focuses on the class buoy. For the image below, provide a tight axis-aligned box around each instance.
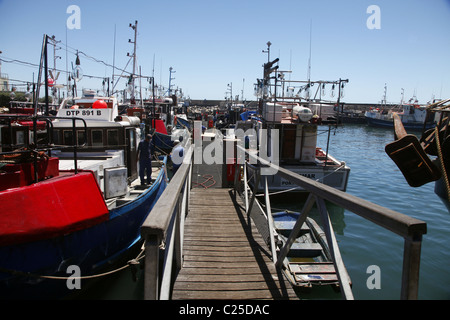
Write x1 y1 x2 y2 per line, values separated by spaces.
293 105 313 122
92 99 108 109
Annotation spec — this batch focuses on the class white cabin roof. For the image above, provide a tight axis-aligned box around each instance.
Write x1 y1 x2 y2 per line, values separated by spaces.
53 95 140 128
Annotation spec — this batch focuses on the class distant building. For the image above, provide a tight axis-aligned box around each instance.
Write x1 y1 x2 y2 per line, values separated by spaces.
0 59 9 91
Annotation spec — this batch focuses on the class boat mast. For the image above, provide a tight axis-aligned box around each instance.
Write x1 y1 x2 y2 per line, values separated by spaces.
168 67 175 97
400 88 404 108
307 20 312 102
128 20 138 105
34 34 49 116
112 24 116 97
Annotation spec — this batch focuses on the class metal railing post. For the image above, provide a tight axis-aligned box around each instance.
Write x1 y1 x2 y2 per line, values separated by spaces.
401 235 423 299
143 234 161 300
264 176 277 265
247 165 260 215
243 161 249 212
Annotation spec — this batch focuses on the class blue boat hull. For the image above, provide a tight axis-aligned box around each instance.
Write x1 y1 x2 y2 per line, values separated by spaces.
153 132 175 151
0 158 167 299
176 116 191 130
366 116 434 131
435 177 450 212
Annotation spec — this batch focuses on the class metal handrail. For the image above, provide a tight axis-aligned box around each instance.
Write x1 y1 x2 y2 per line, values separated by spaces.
235 145 427 300
141 143 193 300
0 114 88 177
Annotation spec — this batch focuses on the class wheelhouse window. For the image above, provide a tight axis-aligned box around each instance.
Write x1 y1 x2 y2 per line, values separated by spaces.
77 131 86 146
16 130 25 145
107 129 119 146
52 129 61 145
91 130 103 147
128 128 135 151
63 130 73 145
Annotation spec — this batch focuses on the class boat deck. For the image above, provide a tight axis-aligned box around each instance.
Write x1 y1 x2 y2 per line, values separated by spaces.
171 188 298 300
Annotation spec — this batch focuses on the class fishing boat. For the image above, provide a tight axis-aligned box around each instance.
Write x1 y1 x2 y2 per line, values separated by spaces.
385 98 450 211
365 98 436 131
272 210 349 289
0 90 168 299
152 122 189 153
127 97 189 153
242 56 350 194
174 114 192 130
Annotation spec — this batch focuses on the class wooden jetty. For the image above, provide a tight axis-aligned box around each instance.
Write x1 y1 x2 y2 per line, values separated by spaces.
171 188 297 300
141 125 427 300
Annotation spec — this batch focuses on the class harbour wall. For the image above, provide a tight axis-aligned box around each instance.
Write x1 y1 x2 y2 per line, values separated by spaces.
187 99 398 112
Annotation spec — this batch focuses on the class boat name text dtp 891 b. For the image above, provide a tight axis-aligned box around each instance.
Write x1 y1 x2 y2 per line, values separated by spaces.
65 110 103 116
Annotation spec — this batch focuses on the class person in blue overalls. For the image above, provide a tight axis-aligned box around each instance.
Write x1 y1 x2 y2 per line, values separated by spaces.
170 139 185 175
137 134 154 185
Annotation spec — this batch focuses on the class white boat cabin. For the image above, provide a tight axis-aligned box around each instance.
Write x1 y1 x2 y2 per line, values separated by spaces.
52 90 143 193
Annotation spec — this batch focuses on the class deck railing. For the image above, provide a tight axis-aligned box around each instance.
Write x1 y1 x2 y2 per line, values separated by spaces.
236 146 427 300
140 136 426 300
141 144 193 300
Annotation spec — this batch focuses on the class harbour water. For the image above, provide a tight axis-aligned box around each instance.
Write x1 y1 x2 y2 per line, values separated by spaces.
312 124 450 300
75 124 450 300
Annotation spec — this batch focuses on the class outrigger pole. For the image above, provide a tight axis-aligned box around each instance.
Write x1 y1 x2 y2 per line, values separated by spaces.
34 34 50 116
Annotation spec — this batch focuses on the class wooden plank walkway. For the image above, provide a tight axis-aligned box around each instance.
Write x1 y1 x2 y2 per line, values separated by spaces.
171 188 298 300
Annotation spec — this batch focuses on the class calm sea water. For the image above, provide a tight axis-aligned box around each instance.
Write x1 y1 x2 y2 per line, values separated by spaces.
313 124 450 300
76 124 450 300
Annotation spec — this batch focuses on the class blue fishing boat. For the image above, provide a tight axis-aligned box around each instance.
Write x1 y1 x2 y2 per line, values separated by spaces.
174 114 192 130
0 90 168 299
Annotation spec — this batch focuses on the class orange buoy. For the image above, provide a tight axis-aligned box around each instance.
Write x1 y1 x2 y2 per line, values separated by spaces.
92 99 108 109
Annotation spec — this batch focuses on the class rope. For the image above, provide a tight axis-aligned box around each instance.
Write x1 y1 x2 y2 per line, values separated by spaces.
192 174 216 189
0 248 145 281
435 125 450 201
153 144 170 155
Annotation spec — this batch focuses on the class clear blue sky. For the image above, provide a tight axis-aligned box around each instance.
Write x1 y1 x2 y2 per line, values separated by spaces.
1 0 450 104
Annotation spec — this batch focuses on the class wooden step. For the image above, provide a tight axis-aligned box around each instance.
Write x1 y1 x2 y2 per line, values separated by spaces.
286 242 323 258
274 220 309 231
289 262 338 284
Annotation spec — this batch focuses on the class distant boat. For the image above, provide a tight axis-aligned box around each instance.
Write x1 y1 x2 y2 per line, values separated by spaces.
125 97 189 153
241 56 350 194
174 114 192 130
385 98 450 211
365 101 435 131
0 91 168 299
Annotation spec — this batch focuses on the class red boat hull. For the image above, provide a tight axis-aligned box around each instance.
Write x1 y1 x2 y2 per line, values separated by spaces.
0 171 109 246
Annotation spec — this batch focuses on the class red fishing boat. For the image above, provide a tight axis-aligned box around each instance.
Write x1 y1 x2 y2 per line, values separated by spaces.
0 90 168 299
